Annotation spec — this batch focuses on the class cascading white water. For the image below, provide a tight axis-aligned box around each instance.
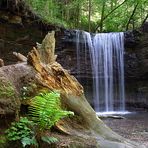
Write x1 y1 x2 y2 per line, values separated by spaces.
76 30 125 112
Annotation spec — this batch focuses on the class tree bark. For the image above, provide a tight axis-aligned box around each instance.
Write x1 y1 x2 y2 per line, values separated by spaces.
0 32 145 147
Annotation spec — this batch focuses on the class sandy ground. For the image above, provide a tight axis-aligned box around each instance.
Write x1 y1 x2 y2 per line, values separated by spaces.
102 112 148 147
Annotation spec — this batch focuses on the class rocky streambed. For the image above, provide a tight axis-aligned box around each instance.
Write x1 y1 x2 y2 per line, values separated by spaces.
102 112 148 147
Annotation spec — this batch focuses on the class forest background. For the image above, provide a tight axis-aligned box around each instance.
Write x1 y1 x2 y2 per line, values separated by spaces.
26 0 148 32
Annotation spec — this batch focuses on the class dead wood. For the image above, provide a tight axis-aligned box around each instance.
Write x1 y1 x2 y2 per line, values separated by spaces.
13 52 27 62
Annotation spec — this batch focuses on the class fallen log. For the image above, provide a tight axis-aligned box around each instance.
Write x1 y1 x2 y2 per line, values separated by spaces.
0 31 145 147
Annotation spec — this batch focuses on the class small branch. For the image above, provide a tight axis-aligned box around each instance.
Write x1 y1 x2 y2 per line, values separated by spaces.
13 52 27 62
126 2 139 31
141 13 148 26
95 0 128 32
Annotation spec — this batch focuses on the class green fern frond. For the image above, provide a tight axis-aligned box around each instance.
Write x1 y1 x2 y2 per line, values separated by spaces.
41 136 58 144
28 92 74 130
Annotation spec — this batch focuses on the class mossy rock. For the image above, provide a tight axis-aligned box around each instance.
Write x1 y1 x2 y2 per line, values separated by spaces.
0 75 20 115
0 80 15 98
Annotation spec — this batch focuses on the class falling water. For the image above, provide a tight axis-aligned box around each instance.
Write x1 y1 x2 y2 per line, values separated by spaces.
76 31 125 112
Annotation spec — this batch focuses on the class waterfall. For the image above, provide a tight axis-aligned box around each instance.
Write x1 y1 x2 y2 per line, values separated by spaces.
76 31 125 112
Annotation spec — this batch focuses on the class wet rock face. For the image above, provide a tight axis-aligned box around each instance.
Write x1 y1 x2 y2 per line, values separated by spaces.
124 23 148 80
124 30 141 48
125 80 148 111
124 24 148 110
124 49 148 80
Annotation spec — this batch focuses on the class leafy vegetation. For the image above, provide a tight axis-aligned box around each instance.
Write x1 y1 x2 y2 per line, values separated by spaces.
0 135 6 145
5 117 38 147
28 92 74 130
41 136 58 145
5 92 74 147
26 0 148 32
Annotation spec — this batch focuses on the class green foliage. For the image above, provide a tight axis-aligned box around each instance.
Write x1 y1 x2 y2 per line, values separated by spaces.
25 0 148 32
29 92 74 130
41 136 58 144
0 135 6 145
5 117 37 147
21 137 38 148
5 116 59 147
5 92 73 147
26 0 67 27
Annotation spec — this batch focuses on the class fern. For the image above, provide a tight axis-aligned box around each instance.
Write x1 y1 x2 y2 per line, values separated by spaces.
5 92 73 147
21 137 38 148
29 92 74 130
5 117 38 147
41 136 58 144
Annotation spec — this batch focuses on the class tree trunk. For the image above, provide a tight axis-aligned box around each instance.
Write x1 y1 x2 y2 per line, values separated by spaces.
0 32 145 148
126 3 139 31
99 1 106 32
88 0 92 32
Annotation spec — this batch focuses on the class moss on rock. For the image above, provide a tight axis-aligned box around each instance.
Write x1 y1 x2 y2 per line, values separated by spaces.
0 76 20 115
0 80 15 98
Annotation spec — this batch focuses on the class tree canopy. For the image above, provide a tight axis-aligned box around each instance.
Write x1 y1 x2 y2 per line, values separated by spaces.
26 0 148 32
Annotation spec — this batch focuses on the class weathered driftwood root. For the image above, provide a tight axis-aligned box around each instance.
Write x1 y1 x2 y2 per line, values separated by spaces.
0 32 145 147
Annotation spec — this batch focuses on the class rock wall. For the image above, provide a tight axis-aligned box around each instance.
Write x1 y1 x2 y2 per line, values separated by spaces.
124 24 148 111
